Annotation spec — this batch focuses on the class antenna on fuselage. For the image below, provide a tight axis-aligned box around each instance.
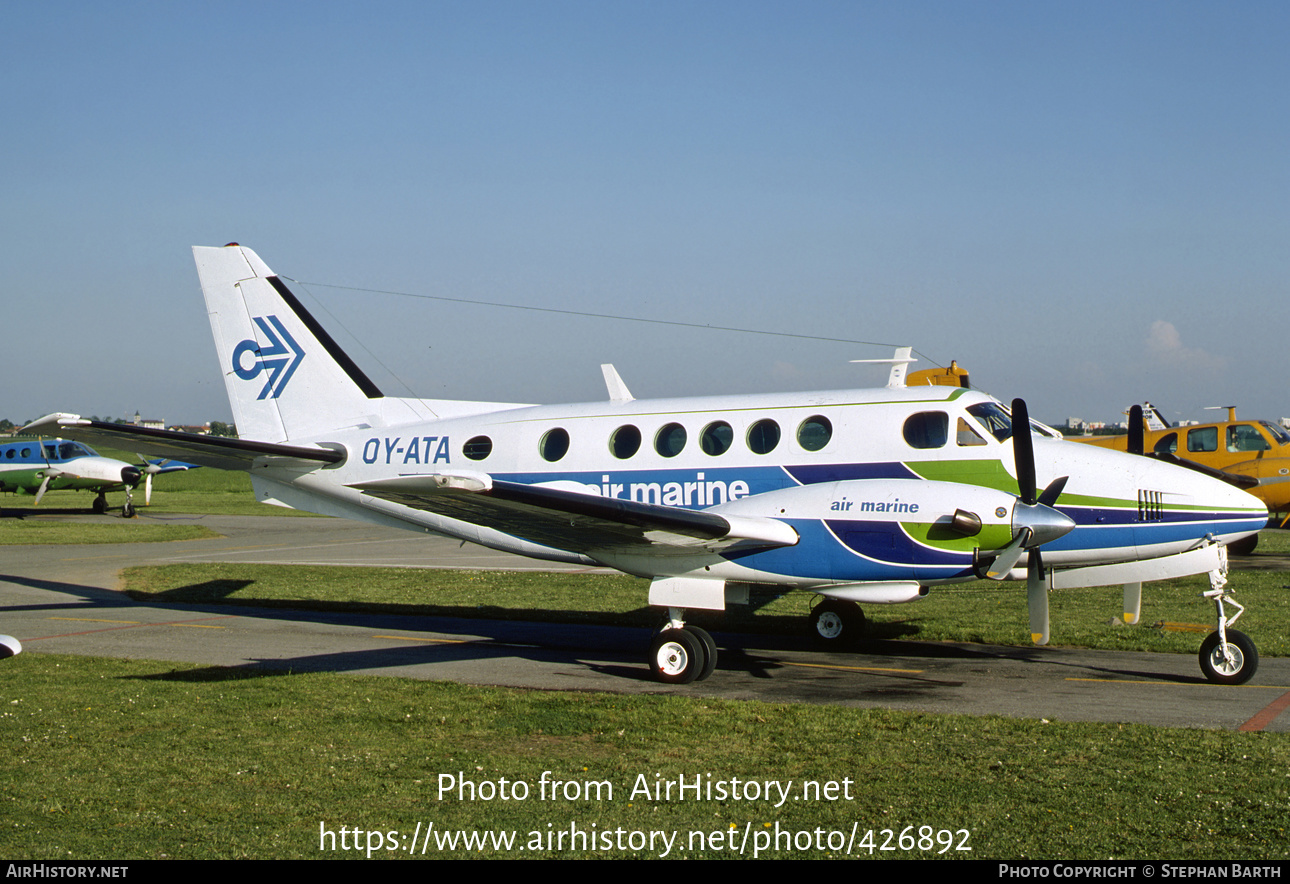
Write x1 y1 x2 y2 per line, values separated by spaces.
850 346 917 388
601 364 635 403
1204 405 1238 423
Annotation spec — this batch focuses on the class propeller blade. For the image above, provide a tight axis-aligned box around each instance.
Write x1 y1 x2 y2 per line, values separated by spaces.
34 475 52 506
985 527 1031 580
1028 548 1050 646
1037 476 1068 508
1127 405 1144 456
1011 398 1036 505
144 473 153 506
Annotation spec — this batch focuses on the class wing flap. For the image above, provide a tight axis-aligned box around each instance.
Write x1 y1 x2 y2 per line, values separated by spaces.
21 414 343 471
352 473 798 557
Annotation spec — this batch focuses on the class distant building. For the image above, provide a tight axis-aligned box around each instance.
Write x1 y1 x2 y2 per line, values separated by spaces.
132 411 165 431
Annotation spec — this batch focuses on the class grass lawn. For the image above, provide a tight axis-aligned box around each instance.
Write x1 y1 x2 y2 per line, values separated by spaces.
2 653 1286 860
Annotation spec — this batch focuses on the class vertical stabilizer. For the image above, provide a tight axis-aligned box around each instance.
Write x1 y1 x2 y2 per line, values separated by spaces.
194 244 388 442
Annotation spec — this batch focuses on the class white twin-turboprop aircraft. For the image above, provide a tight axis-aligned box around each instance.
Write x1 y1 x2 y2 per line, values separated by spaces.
25 244 1269 685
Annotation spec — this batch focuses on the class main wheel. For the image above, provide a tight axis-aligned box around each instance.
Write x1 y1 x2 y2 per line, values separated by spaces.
686 625 718 682
92 496 108 514
1199 629 1258 685
649 628 705 684
1226 535 1258 556
810 599 865 646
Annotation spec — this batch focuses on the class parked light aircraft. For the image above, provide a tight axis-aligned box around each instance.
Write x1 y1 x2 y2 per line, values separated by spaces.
1077 403 1290 534
0 437 190 516
23 245 1270 684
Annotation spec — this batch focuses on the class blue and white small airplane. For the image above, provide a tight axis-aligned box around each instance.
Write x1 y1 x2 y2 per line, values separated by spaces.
24 244 1269 684
0 437 189 516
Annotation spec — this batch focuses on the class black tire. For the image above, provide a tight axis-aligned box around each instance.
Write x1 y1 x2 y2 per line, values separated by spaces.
122 502 136 519
92 496 108 515
649 628 704 685
1226 535 1258 556
686 626 718 682
810 599 865 647
1199 629 1258 685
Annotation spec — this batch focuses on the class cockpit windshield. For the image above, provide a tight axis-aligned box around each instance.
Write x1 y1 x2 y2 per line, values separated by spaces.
1260 421 1290 446
966 402 1013 442
42 442 95 461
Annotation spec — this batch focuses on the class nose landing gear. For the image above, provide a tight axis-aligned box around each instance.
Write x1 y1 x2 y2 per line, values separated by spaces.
1198 546 1257 685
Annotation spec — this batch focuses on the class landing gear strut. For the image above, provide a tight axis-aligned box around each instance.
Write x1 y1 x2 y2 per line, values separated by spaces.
121 486 136 519
1198 546 1258 685
648 610 717 684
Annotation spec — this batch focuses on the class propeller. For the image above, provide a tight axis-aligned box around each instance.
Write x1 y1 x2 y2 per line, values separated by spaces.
33 471 60 505
136 456 170 506
981 399 1075 646
1127 404 1144 456
33 439 66 506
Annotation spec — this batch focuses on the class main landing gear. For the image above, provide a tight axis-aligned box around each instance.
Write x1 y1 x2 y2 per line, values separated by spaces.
649 610 717 684
809 598 866 647
1198 547 1257 685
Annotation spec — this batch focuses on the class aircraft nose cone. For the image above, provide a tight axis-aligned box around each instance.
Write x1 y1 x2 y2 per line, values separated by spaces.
1015 501 1076 547
120 466 142 486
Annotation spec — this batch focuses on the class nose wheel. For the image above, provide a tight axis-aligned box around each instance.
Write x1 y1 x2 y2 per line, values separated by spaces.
1199 546 1258 685
1199 629 1257 686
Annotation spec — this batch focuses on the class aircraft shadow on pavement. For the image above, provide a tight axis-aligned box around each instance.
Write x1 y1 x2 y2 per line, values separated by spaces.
6 576 1204 688
0 573 144 610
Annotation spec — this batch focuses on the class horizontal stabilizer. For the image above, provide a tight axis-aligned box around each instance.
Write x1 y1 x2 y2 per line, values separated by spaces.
21 414 342 471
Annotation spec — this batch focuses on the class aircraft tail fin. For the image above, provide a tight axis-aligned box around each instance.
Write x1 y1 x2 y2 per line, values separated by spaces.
194 244 416 442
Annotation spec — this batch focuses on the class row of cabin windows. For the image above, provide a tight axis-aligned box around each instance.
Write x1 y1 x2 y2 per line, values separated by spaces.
3 443 89 460
461 415 835 463
460 407 1007 463
1153 423 1284 456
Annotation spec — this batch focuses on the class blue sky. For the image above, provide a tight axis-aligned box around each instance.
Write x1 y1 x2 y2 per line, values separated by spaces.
3 1 1287 429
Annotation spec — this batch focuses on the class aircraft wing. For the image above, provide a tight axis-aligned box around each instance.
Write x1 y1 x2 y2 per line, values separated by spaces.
21 414 343 471
352 473 799 558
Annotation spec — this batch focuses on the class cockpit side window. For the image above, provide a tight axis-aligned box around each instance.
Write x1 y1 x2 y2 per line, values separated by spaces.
956 418 987 446
1228 425 1270 453
903 412 949 449
1154 432 1178 455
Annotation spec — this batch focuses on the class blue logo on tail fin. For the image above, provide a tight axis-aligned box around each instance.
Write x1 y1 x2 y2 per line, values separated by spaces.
231 315 305 399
